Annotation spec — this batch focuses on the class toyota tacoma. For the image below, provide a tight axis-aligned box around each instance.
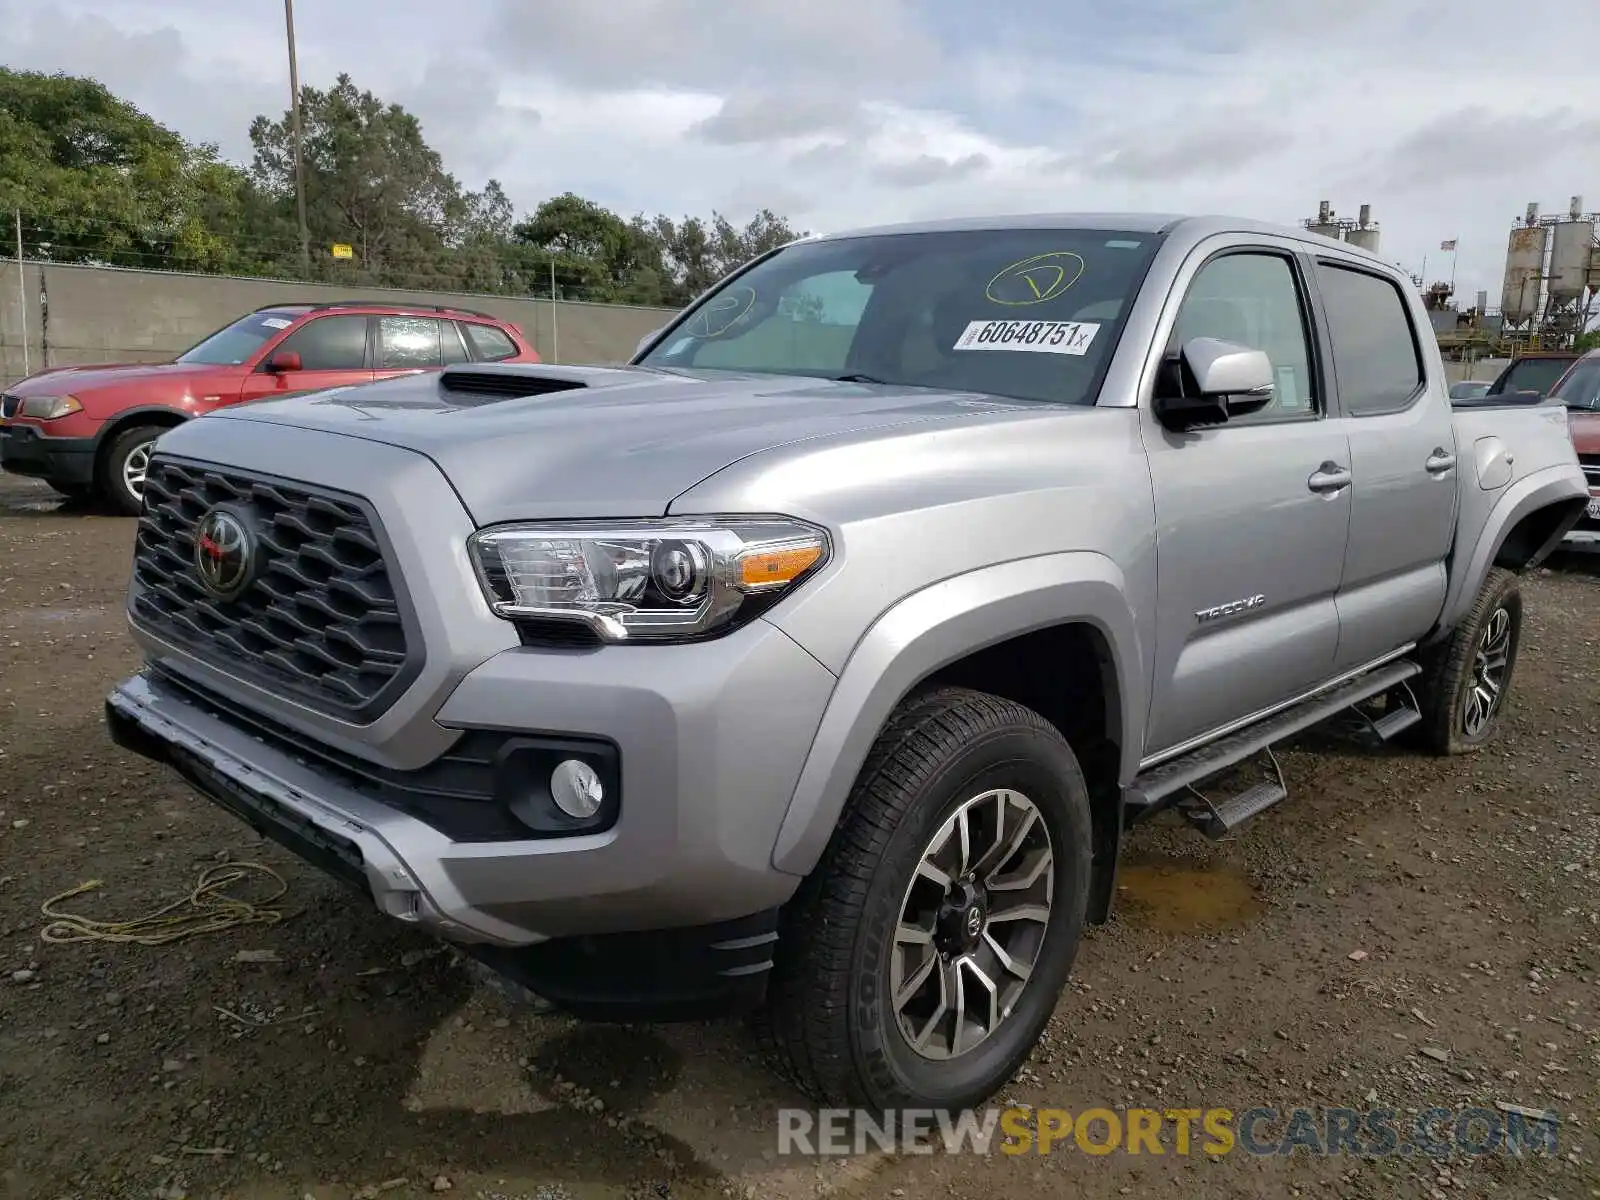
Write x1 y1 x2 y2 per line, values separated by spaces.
105 214 1589 1112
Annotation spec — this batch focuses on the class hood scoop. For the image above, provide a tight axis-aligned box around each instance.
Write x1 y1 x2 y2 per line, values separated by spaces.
439 367 592 403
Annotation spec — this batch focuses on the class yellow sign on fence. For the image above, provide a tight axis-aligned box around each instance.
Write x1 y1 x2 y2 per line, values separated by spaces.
330 243 354 260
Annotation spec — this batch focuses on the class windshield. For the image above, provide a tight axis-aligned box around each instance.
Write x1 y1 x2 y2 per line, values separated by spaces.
1550 359 1600 410
637 227 1162 405
175 310 302 365
1491 356 1572 396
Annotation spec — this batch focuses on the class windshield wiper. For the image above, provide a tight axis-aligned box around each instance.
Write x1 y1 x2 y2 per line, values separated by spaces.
831 373 892 385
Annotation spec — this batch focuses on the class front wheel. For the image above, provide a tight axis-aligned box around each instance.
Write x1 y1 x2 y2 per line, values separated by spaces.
98 425 162 516
762 687 1092 1111
1415 567 1523 755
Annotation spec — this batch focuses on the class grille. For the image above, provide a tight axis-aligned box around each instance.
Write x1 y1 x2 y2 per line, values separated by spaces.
0 393 17 418
131 457 417 720
1580 453 1600 487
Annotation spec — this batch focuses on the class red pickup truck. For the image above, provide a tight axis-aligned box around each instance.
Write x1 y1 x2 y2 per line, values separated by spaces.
0 300 539 514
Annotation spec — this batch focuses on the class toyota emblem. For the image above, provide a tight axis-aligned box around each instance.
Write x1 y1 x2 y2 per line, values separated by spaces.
193 507 257 600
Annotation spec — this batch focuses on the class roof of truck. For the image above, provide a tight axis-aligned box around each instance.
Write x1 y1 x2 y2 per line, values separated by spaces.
813 212 1386 261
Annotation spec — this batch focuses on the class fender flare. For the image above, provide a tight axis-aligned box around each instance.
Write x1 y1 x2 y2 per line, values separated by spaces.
1435 464 1589 634
769 551 1145 876
92 405 192 453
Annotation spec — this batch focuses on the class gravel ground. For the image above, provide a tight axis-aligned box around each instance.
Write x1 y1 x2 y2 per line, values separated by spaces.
0 469 1596 1200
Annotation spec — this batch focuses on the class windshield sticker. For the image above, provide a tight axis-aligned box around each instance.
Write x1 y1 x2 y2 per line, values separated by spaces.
260 317 292 329
953 320 1100 355
984 252 1086 306
685 285 756 338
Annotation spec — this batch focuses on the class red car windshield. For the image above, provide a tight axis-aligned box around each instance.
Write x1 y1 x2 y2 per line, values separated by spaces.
1551 359 1600 411
176 310 303 366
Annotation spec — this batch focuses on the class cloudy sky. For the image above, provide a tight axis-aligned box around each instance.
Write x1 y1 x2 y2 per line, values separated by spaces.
4 0 1598 307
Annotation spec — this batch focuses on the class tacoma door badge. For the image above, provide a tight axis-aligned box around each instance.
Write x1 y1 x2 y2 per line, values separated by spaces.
1195 593 1266 624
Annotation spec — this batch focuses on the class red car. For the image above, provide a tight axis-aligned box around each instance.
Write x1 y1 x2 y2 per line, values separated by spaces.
1547 349 1600 552
0 300 539 514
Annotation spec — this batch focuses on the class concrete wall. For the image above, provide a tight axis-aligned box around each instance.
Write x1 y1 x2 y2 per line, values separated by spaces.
0 260 678 387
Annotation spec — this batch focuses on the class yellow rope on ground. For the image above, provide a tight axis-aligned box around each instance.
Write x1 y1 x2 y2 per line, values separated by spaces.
38 862 289 946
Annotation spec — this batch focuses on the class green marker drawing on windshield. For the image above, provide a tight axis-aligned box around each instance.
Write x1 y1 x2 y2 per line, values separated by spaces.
985 252 1086 306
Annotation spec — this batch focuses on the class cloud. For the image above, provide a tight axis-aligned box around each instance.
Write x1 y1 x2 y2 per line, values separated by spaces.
5 0 1599 309
872 153 992 188
689 92 876 146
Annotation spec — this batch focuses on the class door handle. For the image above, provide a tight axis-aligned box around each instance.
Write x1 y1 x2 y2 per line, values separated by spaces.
1307 463 1352 494
1425 449 1457 475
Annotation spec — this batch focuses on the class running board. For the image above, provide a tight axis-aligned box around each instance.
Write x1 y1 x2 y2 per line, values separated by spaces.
1125 658 1422 822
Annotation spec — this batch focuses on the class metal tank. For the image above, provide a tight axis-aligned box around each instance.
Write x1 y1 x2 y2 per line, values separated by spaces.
1345 228 1381 252
1548 216 1595 303
1307 199 1344 242
1500 224 1547 325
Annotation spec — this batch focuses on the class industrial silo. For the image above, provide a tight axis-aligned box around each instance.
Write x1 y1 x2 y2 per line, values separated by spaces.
1344 204 1380 252
1307 200 1344 242
1548 199 1595 304
1499 224 1548 326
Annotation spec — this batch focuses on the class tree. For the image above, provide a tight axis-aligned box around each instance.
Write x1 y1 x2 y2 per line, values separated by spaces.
649 208 805 304
0 67 253 272
508 193 670 304
247 72 504 287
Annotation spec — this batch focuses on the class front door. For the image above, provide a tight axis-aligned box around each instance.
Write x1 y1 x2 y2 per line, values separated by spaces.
1142 241 1352 756
239 314 375 403
1311 259 1459 670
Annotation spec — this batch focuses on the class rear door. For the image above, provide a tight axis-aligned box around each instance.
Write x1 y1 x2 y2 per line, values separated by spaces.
1311 258 1458 670
239 314 375 401
1141 237 1352 754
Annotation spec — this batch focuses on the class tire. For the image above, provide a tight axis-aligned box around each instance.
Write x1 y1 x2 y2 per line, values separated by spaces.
762 686 1092 1111
98 425 162 516
1415 567 1523 756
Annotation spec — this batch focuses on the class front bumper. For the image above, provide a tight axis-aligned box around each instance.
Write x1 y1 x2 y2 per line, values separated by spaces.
0 422 96 484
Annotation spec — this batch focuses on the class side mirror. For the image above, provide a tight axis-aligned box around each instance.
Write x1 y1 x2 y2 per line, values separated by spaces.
634 326 665 358
265 350 303 373
1154 337 1275 430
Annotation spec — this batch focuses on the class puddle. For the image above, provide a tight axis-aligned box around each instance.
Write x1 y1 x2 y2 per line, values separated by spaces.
1116 854 1264 933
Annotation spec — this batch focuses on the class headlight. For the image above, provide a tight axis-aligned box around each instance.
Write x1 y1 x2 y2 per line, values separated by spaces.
468 517 830 643
17 395 82 420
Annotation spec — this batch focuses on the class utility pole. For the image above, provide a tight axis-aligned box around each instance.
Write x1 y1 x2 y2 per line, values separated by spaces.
14 210 28 376
550 258 559 364
285 0 310 276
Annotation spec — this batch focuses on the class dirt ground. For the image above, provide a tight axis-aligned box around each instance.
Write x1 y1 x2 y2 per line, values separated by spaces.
1 469 1596 1200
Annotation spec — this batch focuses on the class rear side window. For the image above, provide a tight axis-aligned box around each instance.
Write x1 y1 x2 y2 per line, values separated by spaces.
1314 264 1424 416
463 322 519 361
274 315 370 371
378 316 443 368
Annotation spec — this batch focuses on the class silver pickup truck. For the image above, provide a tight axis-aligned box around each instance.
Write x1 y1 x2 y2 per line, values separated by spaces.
106 213 1588 1113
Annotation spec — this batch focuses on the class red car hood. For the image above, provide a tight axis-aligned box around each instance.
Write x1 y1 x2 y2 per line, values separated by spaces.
1570 410 1600 457
6 361 217 395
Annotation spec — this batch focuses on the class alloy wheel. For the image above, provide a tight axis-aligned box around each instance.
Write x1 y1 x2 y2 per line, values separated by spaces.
890 788 1054 1061
1461 606 1512 738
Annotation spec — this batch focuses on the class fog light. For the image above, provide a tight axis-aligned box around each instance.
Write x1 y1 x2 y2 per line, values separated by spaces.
550 758 604 820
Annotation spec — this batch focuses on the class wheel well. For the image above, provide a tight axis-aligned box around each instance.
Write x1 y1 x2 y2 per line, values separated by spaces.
917 623 1124 923
93 411 186 479
1494 498 1588 569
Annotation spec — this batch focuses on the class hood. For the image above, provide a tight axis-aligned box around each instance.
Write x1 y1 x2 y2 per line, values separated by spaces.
1569 409 1600 456
203 363 1042 523
7 361 212 395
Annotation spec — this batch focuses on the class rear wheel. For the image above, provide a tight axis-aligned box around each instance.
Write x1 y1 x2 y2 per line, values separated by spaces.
1415 567 1523 755
98 425 163 516
762 687 1092 1110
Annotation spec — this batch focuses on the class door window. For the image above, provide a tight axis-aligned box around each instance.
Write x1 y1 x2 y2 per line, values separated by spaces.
378 316 443 369
1171 252 1317 421
1314 263 1424 415
272 315 369 371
